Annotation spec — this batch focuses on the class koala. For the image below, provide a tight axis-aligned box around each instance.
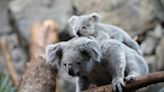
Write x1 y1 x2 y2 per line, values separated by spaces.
68 13 141 55
46 37 149 92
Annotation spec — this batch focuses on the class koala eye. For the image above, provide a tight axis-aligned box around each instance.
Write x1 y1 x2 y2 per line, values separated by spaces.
63 63 66 67
82 26 86 29
77 60 81 65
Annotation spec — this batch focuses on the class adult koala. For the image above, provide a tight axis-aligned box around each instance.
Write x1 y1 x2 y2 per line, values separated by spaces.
46 37 149 92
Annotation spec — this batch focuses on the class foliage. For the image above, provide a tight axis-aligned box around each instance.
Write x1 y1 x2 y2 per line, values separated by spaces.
0 74 16 92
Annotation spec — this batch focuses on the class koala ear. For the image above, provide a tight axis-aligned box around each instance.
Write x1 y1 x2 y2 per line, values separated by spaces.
45 43 63 68
68 15 78 28
79 41 101 63
89 13 101 23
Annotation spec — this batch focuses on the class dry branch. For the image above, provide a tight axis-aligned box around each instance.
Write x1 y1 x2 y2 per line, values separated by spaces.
18 20 59 92
30 20 59 60
0 37 19 87
84 71 164 92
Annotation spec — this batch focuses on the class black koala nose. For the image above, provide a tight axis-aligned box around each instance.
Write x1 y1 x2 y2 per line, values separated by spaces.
68 68 74 76
76 30 81 36
76 72 80 76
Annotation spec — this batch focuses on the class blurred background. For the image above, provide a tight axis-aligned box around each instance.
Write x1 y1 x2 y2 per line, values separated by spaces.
0 0 164 92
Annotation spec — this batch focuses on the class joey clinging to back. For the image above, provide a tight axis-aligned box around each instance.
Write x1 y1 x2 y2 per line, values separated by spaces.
68 12 141 55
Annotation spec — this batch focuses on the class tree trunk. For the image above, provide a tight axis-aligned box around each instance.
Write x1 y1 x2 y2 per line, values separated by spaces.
18 20 59 92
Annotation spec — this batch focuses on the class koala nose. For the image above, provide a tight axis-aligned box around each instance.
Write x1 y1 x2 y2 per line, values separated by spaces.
68 68 74 76
76 72 80 76
76 30 81 36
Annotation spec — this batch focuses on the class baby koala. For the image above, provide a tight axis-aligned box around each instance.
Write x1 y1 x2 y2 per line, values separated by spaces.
68 13 141 55
46 37 148 92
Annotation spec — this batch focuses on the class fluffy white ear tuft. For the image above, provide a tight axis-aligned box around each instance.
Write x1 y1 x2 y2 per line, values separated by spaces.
89 13 101 23
45 44 63 69
68 15 78 27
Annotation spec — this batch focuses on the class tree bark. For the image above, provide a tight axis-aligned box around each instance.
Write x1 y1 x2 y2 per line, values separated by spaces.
18 56 57 92
83 71 164 92
18 20 59 92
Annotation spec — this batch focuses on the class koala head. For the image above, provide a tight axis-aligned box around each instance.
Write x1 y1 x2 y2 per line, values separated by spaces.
68 13 101 37
46 37 101 77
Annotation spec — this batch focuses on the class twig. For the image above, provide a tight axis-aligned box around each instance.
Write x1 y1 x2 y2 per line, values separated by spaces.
0 37 19 87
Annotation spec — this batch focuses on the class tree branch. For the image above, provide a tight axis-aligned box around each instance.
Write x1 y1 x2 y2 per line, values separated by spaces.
0 37 20 87
30 20 59 60
83 71 164 92
18 20 59 92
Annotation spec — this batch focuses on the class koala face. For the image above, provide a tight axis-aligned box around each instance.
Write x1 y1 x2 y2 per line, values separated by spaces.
68 13 101 37
46 37 101 77
61 48 94 76
72 16 94 36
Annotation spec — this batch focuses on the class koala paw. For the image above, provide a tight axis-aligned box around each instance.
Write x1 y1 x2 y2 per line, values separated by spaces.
88 84 97 89
112 77 125 92
125 73 139 82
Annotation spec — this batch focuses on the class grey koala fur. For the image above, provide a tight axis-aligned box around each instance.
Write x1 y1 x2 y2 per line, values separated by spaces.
68 13 141 55
46 37 149 92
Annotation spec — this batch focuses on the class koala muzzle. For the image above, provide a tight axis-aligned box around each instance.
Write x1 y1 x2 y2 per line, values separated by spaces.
77 30 81 36
68 67 80 76
68 67 75 76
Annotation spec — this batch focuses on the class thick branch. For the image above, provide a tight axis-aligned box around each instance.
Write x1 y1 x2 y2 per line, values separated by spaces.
30 20 59 60
84 71 164 92
18 56 57 92
18 20 59 92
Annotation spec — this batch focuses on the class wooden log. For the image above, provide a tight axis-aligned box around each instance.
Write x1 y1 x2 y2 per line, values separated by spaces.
18 20 59 92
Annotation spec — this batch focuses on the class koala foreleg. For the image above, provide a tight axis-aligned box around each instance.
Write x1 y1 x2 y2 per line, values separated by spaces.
76 77 90 92
105 44 126 92
110 54 126 92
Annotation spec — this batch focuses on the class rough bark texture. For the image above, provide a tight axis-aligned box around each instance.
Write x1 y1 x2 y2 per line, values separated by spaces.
18 57 57 92
18 20 59 92
83 71 164 92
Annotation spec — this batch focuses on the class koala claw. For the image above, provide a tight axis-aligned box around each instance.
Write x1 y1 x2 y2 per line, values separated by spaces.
112 77 125 92
125 74 138 82
88 84 97 89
